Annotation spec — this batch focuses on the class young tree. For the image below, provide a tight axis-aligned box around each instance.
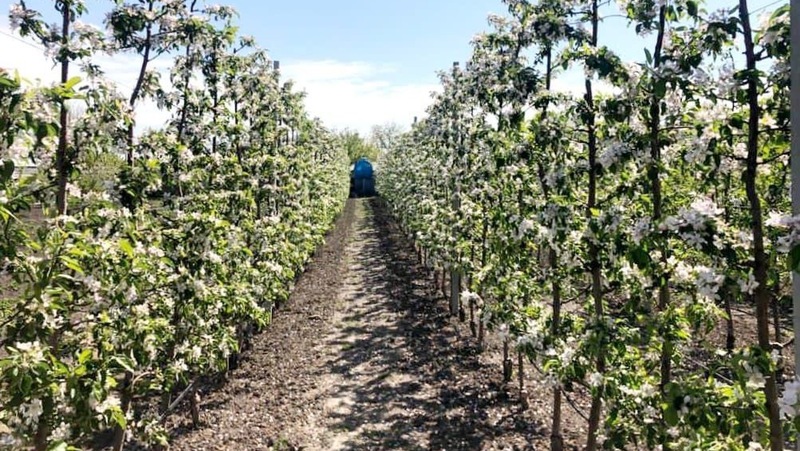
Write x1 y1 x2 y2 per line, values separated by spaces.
338 129 379 163
368 122 403 154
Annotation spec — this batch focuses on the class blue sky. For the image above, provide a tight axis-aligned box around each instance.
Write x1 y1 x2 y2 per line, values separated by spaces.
0 0 788 134
243 0 500 84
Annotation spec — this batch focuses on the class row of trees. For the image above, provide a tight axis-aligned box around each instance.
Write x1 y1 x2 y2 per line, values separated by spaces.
1 1 348 449
338 123 404 164
378 0 795 449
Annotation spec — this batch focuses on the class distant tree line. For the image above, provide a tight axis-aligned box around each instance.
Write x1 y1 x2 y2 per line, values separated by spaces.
338 123 403 164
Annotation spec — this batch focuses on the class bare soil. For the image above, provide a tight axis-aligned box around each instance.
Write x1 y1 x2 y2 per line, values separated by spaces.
163 198 565 450
159 196 795 451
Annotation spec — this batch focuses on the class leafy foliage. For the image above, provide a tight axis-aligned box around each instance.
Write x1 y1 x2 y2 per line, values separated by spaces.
0 1 349 449
378 0 795 449
338 129 379 164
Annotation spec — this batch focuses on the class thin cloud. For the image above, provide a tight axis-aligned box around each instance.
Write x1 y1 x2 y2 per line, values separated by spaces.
1 17 438 136
282 59 440 134
0 20 172 133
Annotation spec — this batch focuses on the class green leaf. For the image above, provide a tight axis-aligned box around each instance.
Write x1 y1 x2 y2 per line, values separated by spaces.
36 122 58 141
629 246 651 269
47 441 68 451
111 356 135 373
664 404 679 426
111 408 127 428
78 349 92 365
64 76 82 90
0 159 14 183
644 48 653 65
60 256 84 275
729 114 745 129
789 245 800 272
0 75 17 88
73 365 86 377
654 79 667 99
687 0 698 17
119 239 134 258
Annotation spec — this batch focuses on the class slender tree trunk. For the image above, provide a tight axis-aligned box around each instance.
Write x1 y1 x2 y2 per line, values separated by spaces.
176 1 198 144
772 279 782 344
647 9 676 448
33 397 53 451
503 337 512 382
55 5 72 217
211 49 219 156
737 1 783 449
649 5 673 393
190 384 200 426
127 0 155 166
176 45 192 143
724 286 735 351
517 349 526 406
550 248 564 451
478 209 488 348
585 2 606 449
538 46 564 451
112 374 133 451
37 7 72 441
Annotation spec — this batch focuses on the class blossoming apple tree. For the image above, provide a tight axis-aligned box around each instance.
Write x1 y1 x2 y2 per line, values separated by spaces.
0 1 349 449
378 0 795 449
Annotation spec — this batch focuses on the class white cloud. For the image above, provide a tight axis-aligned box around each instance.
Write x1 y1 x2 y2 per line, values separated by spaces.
1 14 437 137
279 60 620 136
550 67 618 97
0 25 60 85
0 19 171 133
1 17 618 140
282 60 440 135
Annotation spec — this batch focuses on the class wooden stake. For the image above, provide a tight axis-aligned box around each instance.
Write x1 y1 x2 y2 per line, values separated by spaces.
503 338 512 382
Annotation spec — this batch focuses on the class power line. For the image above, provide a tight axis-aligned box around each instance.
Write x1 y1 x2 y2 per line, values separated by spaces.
746 0 787 16
0 28 139 93
0 28 44 51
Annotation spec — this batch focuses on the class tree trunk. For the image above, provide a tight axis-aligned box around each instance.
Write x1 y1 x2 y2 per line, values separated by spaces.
725 289 735 351
585 3 606 449
738 1 783 448
112 375 133 451
55 5 72 216
649 5 673 397
126 0 155 165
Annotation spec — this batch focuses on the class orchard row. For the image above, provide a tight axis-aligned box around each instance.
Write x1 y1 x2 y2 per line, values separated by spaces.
1 1 348 449
378 0 794 449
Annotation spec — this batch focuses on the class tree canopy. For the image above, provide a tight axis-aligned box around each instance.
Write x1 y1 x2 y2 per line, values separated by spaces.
338 129 379 164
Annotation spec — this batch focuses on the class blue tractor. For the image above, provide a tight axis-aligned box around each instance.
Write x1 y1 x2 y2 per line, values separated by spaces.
350 158 375 197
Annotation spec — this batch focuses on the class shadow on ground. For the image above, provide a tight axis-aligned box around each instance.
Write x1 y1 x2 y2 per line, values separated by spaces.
318 198 542 450
163 197 547 451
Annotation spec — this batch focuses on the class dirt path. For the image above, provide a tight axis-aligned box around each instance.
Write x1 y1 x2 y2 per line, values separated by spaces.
166 199 546 450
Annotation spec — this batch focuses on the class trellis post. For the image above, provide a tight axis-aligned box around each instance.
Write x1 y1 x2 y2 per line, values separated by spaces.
449 61 462 317
451 181 462 316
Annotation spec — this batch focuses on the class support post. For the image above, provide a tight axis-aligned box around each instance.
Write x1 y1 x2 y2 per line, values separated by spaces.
450 178 462 316
449 61 462 317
